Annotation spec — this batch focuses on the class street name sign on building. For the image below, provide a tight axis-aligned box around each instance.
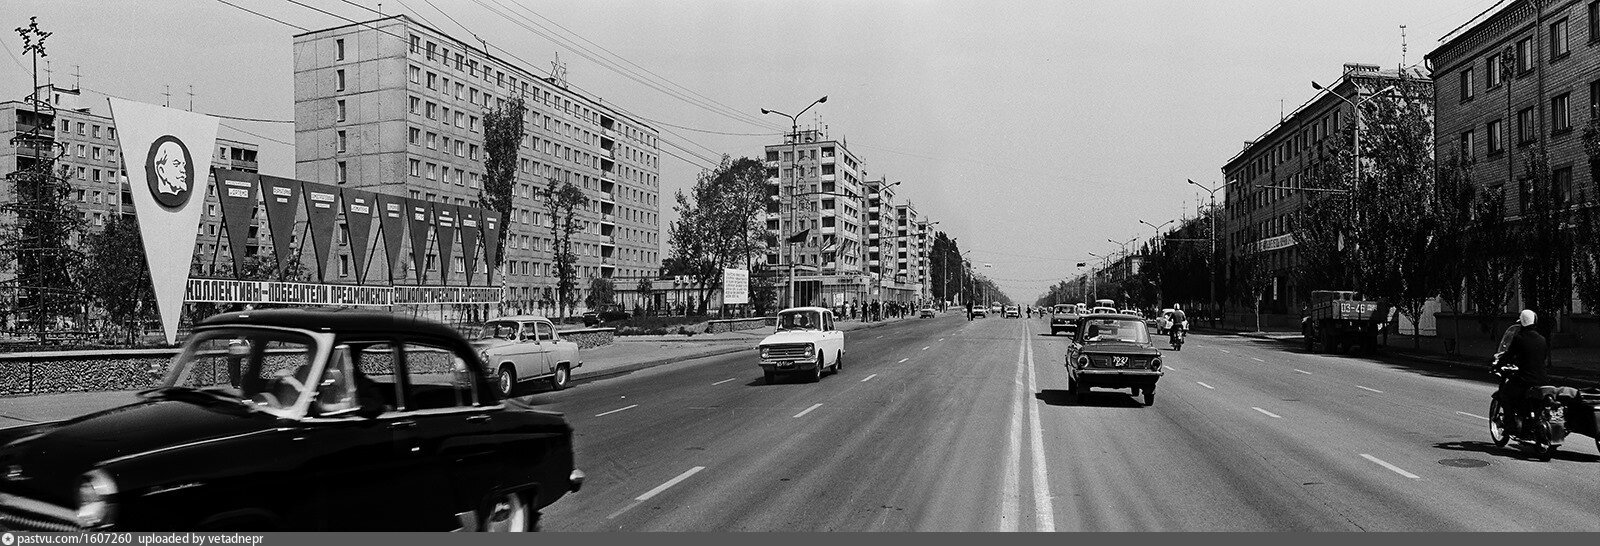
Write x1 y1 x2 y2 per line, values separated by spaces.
108 97 220 345
722 268 749 304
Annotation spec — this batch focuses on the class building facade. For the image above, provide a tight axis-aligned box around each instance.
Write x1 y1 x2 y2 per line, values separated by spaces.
293 15 663 313
1220 63 1432 321
1428 0 1600 320
763 128 871 308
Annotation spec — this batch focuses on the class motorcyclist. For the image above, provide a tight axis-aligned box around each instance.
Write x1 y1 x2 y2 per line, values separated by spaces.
1169 304 1189 345
1494 310 1549 432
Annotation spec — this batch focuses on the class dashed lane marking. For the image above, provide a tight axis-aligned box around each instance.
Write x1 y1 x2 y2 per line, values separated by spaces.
898 358 909 363
1457 411 1488 420
1356 385 1384 393
1219 349 1231 354
607 466 708 519
1252 407 1282 419
1196 381 1215 389
794 403 823 418
711 378 736 386
1361 454 1421 479
595 404 639 417
922 346 930 350
1164 365 1178 371
1250 357 1265 363
861 374 878 382
1294 369 1312 375
940 338 946 342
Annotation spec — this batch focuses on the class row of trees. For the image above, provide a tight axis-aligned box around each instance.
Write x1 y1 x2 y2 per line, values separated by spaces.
664 156 779 316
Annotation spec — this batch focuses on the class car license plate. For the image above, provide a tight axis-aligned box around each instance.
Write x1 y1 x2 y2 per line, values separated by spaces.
1111 356 1128 367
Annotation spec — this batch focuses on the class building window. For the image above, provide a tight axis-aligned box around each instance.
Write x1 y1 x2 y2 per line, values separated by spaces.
1553 93 1572 133
340 255 350 277
426 102 437 120
426 41 436 61
1591 79 1600 116
1460 130 1475 160
335 161 347 184
1460 67 1474 102
426 132 437 149
77 122 85 135
336 100 347 122
1488 119 1505 154
1591 1 1600 43
409 127 420 144
409 159 420 177
336 130 347 152
426 71 437 90
410 65 420 84
91 125 100 138
1487 53 1503 87
1552 19 1571 60
335 38 345 61
1554 166 1574 208
1517 106 1536 144
410 96 420 115
426 163 437 180
336 69 346 92
1516 36 1533 74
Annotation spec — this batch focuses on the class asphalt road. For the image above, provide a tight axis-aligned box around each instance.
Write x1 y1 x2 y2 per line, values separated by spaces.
525 313 1600 531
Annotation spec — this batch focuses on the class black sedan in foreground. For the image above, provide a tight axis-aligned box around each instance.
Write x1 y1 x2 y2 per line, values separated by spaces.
0 309 583 532
1065 313 1164 406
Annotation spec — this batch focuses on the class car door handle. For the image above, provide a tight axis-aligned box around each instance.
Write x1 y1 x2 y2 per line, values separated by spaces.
466 414 492 424
389 420 418 430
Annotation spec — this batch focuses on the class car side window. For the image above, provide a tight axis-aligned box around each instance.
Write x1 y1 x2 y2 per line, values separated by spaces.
399 341 480 410
349 342 403 413
824 313 835 331
535 321 554 342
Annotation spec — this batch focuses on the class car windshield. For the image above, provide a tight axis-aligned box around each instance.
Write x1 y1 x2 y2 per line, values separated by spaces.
778 310 823 331
1080 319 1151 344
1054 306 1074 314
476 321 519 341
155 328 322 419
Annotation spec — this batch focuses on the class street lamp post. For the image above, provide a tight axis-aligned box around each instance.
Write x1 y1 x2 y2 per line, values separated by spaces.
1310 80 1396 192
1087 251 1109 301
1139 219 1173 307
761 96 828 309
1106 236 1138 305
1187 179 1222 325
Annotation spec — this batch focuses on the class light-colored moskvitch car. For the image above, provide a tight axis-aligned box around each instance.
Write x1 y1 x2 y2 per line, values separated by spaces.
758 307 846 384
473 315 582 396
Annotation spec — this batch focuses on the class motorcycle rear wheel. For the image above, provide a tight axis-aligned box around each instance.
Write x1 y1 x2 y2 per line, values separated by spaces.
1489 399 1510 447
1534 421 1554 462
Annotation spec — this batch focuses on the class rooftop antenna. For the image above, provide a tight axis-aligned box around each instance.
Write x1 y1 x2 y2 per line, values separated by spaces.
44 58 51 85
163 85 170 108
377 3 382 15
549 50 568 89
1401 25 1408 68
72 64 79 90
188 85 194 112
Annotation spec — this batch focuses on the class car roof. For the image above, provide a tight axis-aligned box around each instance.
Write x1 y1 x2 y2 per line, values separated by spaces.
197 308 464 339
780 306 832 314
1081 313 1146 321
485 315 554 322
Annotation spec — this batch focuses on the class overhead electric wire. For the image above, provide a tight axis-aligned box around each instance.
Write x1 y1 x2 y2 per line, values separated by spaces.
212 0 310 31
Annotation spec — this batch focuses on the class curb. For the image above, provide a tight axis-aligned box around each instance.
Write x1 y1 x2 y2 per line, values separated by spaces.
1225 330 1600 388
571 345 751 383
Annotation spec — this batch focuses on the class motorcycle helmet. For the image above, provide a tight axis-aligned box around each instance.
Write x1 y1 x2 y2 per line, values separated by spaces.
1519 309 1536 327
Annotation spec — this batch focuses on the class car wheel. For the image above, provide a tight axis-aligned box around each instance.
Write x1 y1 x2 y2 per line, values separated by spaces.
550 364 570 391
484 491 532 532
834 351 844 373
1143 388 1155 406
810 356 824 383
498 366 517 398
764 370 778 384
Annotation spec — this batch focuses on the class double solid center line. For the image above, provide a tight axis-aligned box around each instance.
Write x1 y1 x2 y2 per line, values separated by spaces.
1000 322 1054 532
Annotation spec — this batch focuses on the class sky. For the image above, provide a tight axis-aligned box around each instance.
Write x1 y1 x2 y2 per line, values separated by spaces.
2 0 1507 303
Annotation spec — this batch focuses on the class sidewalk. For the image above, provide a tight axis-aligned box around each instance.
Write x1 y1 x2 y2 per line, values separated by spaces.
1202 324 1600 388
0 314 909 428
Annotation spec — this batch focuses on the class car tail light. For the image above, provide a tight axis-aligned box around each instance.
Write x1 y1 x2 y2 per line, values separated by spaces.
1150 357 1162 371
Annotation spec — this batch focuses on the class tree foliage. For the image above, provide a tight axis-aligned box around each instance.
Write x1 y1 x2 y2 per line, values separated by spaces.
1 163 84 338
665 156 768 314
1350 79 1439 342
586 276 615 309
1516 144 1573 337
1464 185 1518 337
479 95 527 273
81 215 154 344
544 177 589 318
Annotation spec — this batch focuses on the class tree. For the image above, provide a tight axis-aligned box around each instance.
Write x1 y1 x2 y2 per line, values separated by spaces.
1464 185 1518 337
633 277 654 316
479 95 527 278
1430 151 1478 344
1577 112 1600 314
1290 129 1356 294
665 156 768 315
544 177 589 319
1516 144 1573 338
586 276 615 310
1349 77 1438 346
81 215 154 345
1 162 84 340
749 262 780 316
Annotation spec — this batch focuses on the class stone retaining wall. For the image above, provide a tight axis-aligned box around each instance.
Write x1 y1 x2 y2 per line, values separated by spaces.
705 317 771 334
0 351 177 395
557 327 615 349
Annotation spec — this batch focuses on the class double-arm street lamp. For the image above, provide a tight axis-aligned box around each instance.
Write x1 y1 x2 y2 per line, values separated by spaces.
1187 179 1222 323
1139 219 1173 306
1309 80 1395 192
761 96 828 308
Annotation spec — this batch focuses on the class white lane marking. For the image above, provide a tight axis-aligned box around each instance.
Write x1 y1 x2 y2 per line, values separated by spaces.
940 338 946 342
1219 349 1231 354
861 373 878 382
1250 357 1265 363
1252 407 1282 419
1356 385 1384 393
595 404 639 417
1164 365 1178 371
793 403 823 418
876 335 885 339
637 466 706 501
1457 411 1489 420
1023 327 1055 531
999 339 1024 531
1294 369 1312 375
1196 381 1215 389
1361 454 1421 479
922 346 930 350
898 358 909 363
711 378 736 386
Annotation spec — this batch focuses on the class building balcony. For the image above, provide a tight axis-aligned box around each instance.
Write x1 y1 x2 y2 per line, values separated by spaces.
821 173 836 182
764 160 779 168
821 226 836 235
868 219 879 227
599 214 615 225
14 122 54 139
598 191 615 204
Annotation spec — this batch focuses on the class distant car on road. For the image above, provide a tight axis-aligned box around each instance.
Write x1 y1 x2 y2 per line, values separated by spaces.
1065 312 1164 406
970 306 988 318
1155 308 1175 334
474 315 583 396
0 309 584 531
920 307 936 318
758 307 845 384
1004 305 1021 318
581 305 630 326
1050 303 1083 335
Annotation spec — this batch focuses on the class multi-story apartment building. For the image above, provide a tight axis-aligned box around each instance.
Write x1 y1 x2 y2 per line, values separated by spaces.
1219 63 1431 322
763 128 868 308
293 15 663 311
1428 0 1600 321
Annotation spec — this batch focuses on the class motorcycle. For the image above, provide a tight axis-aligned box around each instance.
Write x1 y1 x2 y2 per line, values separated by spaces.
1169 322 1185 351
1488 362 1600 461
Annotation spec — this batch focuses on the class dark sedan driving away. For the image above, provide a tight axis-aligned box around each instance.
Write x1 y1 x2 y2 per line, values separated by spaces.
1065 313 1164 406
0 309 583 532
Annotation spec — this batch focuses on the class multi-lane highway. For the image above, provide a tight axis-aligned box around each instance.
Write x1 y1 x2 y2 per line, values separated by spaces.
529 313 1600 531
